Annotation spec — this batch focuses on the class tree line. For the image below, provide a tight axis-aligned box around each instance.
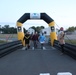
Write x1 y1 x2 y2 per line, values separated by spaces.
66 26 76 32
0 25 45 34
0 25 76 34
23 26 45 33
0 25 17 34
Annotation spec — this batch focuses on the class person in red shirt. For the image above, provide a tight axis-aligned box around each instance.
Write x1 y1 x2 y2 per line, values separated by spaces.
31 32 39 49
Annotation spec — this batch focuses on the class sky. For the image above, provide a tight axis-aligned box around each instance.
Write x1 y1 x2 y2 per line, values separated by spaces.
0 0 76 30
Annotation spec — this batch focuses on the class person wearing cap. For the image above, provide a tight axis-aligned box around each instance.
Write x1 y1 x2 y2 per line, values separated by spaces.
58 27 65 54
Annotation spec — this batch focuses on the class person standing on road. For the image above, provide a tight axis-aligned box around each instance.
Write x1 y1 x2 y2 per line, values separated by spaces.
31 32 39 50
23 32 31 50
58 27 65 54
38 33 46 50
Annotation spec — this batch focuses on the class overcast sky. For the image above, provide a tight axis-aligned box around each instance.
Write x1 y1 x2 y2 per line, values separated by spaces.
0 0 76 30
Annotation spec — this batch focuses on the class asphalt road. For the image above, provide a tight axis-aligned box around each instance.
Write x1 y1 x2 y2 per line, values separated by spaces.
0 43 76 75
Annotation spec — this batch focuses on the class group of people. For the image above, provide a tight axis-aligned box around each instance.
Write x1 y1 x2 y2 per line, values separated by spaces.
23 27 65 54
23 31 46 50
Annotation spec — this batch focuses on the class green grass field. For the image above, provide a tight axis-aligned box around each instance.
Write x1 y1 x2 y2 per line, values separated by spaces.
0 34 17 38
65 39 76 45
0 40 6 44
0 34 76 45
0 34 17 44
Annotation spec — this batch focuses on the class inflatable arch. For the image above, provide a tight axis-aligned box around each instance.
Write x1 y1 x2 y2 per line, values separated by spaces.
17 13 57 46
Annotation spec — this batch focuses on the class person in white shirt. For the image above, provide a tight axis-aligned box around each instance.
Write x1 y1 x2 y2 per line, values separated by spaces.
58 27 65 54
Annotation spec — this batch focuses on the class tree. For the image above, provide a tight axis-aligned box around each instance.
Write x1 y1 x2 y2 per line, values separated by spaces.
4 25 9 28
36 26 41 33
40 26 45 29
75 27 76 30
1 25 17 34
67 26 75 32
30 26 45 33
30 26 36 31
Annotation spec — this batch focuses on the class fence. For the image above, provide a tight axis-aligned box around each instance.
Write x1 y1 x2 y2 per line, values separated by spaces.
54 40 76 60
0 40 23 58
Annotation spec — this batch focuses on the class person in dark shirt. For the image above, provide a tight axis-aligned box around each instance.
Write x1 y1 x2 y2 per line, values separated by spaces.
31 32 39 49
23 32 31 50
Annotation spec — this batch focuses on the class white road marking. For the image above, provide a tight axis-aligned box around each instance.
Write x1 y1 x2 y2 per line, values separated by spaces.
57 72 72 75
40 73 50 75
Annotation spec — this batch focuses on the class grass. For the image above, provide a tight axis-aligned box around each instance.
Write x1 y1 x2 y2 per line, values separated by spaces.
0 34 76 45
65 39 76 45
0 34 17 44
0 34 17 38
0 40 6 44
